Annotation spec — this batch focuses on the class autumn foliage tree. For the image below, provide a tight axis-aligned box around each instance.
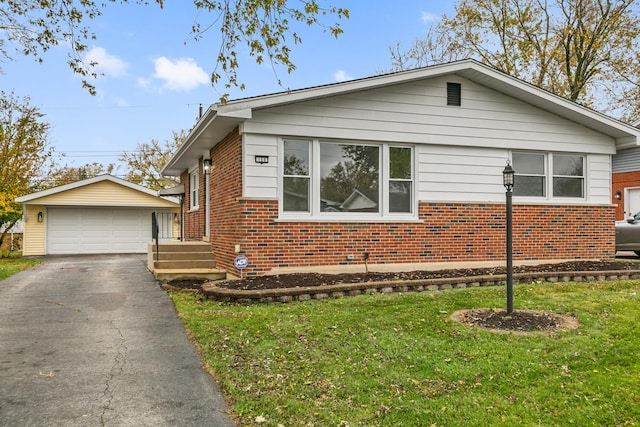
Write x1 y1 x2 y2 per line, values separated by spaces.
0 92 55 247
0 1 349 100
118 130 186 191
43 162 119 189
390 0 640 120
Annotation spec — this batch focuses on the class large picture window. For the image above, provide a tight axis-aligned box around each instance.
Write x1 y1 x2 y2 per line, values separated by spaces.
320 143 379 213
512 152 584 199
281 139 415 218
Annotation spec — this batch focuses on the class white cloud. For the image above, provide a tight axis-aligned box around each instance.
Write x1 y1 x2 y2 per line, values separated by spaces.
421 11 440 23
151 57 209 91
333 70 353 82
84 47 128 77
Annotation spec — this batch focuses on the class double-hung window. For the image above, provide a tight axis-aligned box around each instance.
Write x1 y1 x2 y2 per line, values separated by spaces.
281 139 415 218
512 152 584 199
283 140 311 212
189 168 199 209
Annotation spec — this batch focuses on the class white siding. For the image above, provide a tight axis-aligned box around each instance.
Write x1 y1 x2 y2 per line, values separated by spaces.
588 154 612 203
241 76 615 205
242 76 615 154
417 145 508 202
244 134 279 199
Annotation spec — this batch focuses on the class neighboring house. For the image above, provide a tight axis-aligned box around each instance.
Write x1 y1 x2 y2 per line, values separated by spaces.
612 119 640 219
161 59 640 276
15 175 180 256
0 220 23 234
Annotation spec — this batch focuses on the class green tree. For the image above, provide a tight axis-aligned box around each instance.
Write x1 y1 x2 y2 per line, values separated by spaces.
118 130 186 191
1 1 349 100
0 91 55 247
390 0 640 120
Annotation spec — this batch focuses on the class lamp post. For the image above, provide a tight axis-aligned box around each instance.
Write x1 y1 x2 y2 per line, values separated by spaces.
503 161 515 314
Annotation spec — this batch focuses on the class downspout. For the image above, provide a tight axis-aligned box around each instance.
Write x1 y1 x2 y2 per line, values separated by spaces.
203 157 212 239
205 173 210 238
180 195 185 242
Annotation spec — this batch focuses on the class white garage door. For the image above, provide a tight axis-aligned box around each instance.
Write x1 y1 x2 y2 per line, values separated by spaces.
47 207 155 254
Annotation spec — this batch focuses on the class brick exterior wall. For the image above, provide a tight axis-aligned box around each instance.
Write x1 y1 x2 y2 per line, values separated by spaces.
209 128 244 271
183 128 616 276
182 167 206 240
231 201 615 276
612 171 640 219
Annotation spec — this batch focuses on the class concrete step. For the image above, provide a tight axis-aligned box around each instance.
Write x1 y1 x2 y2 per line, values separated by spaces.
154 260 217 270
151 242 212 253
153 268 227 281
152 251 214 261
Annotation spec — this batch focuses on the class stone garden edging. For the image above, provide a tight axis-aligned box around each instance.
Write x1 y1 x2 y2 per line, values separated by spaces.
201 269 640 304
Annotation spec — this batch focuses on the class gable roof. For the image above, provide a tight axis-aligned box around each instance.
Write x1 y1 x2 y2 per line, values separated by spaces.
162 59 640 176
15 174 178 206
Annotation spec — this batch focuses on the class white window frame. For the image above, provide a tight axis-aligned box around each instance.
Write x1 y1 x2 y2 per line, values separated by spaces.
279 138 417 221
512 151 586 201
189 167 199 210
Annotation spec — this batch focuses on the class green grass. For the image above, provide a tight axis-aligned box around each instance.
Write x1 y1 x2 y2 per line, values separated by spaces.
0 256 39 280
170 281 640 426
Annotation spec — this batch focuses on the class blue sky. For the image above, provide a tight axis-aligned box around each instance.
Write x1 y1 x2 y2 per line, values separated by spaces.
1 1 455 171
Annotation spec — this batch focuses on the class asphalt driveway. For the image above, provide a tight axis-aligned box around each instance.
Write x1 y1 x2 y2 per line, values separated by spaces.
0 254 235 426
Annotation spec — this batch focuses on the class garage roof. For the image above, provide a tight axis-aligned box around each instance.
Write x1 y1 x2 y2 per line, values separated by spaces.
16 175 179 207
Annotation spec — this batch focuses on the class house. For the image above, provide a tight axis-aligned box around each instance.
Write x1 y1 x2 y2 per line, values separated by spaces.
612 119 640 219
0 220 23 252
16 175 180 256
161 59 640 276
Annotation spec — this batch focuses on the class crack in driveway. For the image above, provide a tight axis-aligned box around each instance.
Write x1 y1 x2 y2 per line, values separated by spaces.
100 320 127 426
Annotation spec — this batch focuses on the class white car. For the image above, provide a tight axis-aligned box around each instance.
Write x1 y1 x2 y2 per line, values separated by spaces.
615 212 640 256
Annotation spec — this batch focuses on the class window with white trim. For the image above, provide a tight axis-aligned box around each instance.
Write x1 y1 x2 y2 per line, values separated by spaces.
512 152 584 199
281 139 415 218
189 169 199 209
283 140 310 212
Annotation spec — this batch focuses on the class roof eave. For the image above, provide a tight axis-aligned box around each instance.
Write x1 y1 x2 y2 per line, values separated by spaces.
161 107 246 176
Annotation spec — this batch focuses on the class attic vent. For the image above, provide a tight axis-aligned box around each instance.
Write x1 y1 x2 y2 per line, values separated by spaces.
447 82 461 106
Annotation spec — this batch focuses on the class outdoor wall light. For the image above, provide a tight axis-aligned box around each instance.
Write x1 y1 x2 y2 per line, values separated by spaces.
203 158 212 175
615 191 622 200
37 211 44 223
255 155 269 164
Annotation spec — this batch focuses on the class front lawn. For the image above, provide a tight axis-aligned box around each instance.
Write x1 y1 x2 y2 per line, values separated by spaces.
0 256 39 280
170 280 640 426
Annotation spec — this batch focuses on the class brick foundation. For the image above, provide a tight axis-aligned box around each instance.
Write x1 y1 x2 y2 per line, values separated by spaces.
225 200 615 276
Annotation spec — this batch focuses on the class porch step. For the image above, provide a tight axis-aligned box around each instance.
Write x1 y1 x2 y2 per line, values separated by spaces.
153 241 212 253
153 268 227 281
152 251 213 261
154 260 217 269
148 241 227 281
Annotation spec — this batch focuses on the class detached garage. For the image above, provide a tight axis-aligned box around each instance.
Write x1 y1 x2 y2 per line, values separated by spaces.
16 175 180 256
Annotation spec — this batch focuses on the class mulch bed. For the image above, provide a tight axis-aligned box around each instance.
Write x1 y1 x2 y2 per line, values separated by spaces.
166 260 640 291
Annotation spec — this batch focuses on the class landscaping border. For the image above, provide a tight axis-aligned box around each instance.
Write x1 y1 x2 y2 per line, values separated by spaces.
200 269 640 304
